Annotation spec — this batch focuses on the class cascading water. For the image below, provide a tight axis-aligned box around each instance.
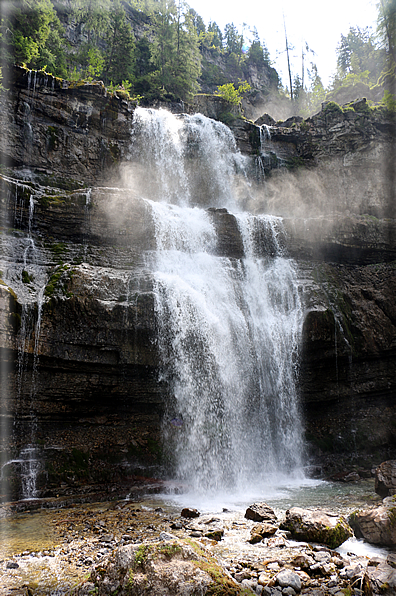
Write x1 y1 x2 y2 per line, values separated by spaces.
130 108 305 495
1 179 47 499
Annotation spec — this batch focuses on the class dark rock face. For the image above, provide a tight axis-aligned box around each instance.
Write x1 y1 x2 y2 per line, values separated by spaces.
1 67 396 500
0 66 136 186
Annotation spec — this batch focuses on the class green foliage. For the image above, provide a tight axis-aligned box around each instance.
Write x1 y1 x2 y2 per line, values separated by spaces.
377 0 396 64
247 27 271 67
323 101 344 114
381 88 396 110
22 270 34 284
224 22 243 57
149 0 201 100
44 263 73 298
215 81 251 104
1 0 66 74
207 22 223 48
1 0 281 106
103 1 135 85
337 26 384 84
134 544 149 566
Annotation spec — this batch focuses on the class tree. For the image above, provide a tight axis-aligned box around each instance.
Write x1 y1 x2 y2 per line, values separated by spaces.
336 26 383 84
187 8 205 36
224 22 243 57
103 1 135 85
247 27 270 66
215 80 250 105
283 15 294 100
377 0 396 63
376 0 396 96
1 0 63 68
71 0 111 45
207 21 223 48
150 0 201 100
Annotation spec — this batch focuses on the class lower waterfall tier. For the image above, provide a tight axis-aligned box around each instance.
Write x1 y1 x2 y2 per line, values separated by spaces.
1 179 396 501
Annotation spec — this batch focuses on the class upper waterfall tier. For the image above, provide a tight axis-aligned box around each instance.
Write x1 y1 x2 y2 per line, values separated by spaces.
128 107 252 210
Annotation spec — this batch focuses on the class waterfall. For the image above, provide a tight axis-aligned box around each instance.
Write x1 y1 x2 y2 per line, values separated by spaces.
1 180 47 499
130 108 305 494
130 108 251 210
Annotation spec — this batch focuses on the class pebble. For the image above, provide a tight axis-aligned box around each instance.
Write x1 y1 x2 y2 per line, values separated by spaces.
6 561 19 569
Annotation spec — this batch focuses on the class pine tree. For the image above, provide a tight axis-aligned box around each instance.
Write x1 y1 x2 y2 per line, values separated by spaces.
1 0 63 68
103 1 135 85
150 0 201 100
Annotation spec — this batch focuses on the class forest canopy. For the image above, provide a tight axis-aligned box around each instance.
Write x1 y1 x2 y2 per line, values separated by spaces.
0 0 394 112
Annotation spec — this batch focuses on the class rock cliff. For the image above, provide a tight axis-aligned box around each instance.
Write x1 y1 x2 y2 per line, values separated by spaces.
1 66 395 500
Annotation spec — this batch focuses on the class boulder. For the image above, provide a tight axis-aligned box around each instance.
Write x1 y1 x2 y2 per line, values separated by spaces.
181 508 200 519
248 522 278 544
349 496 396 546
245 503 277 523
375 460 396 497
276 569 302 593
204 529 224 541
279 508 353 548
364 559 396 595
72 537 252 595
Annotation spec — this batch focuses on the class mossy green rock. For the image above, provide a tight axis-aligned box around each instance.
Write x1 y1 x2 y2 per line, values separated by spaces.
280 507 353 549
72 536 253 595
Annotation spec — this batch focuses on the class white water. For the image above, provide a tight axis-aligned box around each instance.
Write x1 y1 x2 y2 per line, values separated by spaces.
1 182 47 499
130 108 251 209
130 108 305 496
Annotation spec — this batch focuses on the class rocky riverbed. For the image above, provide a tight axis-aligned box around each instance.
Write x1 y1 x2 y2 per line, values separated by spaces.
1 479 395 595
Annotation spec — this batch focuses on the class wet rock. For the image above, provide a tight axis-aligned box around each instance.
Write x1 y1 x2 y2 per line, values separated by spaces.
241 578 257 591
291 554 315 570
375 460 396 497
387 553 396 568
235 570 251 582
276 569 302 592
181 507 200 518
245 503 277 523
280 508 353 548
350 496 396 546
249 522 278 543
159 531 176 541
204 529 224 541
100 533 114 543
6 560 20 569
364 562 396 595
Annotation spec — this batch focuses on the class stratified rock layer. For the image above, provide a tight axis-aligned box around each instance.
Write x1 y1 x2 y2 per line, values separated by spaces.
0 65 396 499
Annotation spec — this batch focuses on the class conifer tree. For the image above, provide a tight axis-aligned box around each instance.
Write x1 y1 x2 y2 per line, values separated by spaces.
103 1 135 85
150 0 200 100
1 0 63 69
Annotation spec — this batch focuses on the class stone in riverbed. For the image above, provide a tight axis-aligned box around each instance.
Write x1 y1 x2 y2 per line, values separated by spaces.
349 495 396 546
72 537 245 595
245 503 277 523
204 529 224 541
181 507 200 518
249 522 278 544
276 569 302 593
279 508 352 548
375 460 396 497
